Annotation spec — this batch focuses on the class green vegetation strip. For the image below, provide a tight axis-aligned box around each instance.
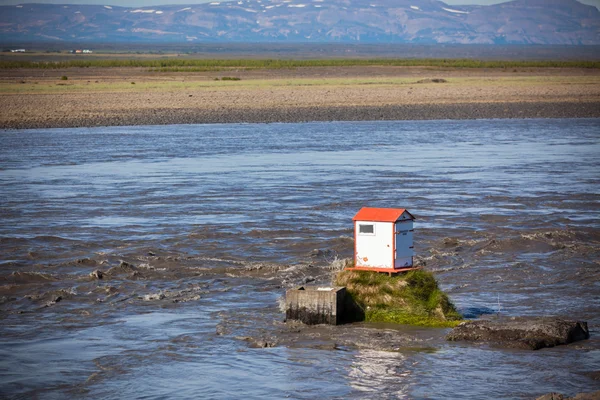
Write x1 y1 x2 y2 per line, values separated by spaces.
1 58 598 70
334 269 463 328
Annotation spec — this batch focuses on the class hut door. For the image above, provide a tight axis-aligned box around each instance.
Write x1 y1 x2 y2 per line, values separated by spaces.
394 222 414 267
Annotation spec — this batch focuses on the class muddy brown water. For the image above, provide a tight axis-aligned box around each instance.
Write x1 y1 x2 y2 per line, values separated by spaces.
0 119 599 399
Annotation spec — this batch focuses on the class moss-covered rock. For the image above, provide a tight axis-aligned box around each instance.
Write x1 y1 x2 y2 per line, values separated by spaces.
334 269 462 327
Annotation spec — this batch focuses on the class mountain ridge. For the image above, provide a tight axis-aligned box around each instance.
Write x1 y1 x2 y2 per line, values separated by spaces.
1 0 599 45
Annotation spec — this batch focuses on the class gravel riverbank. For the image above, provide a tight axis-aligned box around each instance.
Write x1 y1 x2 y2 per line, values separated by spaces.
2 101 599 130
9 101 600 129
1 66 598 129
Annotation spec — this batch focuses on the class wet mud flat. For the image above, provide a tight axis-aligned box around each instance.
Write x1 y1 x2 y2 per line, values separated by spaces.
1 119 599 398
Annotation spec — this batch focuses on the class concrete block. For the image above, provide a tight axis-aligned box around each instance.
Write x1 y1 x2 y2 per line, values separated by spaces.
285 286 346 325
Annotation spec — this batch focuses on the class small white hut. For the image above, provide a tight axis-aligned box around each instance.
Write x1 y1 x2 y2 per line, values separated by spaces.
350 207 416 273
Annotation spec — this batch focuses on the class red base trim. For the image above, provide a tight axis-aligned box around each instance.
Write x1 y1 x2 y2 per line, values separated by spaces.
345 266 420 276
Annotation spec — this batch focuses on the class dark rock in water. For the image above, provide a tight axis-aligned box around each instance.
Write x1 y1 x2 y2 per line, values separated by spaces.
106 261 137 275
583 371 600 381
252 340 277 349
442 237 460 247
215 325 228 336
308 248 336 259
237 336 278 348
90 269 103 280
239 321 428 352
0 296 16 305
460 306 496 319
143 292 165 301
446 316 589 350
536 390 600 400
309 249 324 258
119 261 135 270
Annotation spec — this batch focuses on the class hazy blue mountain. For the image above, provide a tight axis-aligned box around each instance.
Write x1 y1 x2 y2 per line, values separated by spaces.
1 0 598 44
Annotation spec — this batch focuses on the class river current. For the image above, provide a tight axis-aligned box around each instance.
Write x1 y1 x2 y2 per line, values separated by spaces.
1 119 599 399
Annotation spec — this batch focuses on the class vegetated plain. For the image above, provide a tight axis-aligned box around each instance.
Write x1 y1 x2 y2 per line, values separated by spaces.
1 49 599 129
3 43 600 61
1 57 599 70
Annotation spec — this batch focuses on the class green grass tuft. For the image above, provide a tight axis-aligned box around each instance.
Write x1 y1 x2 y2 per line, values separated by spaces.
1 58 598 70
365 309 463 328
334 269 463 327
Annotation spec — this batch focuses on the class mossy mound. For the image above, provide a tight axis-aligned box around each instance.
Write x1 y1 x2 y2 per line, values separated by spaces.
334 269 463 328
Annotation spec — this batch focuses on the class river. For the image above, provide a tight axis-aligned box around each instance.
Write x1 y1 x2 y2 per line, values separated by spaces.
1 119 599 399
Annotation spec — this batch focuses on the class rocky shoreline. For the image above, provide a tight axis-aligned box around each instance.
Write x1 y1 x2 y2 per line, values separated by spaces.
2 101 599 130
446 316 590 350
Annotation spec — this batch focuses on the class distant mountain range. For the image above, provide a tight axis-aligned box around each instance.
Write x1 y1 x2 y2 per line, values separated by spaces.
1 0 599 45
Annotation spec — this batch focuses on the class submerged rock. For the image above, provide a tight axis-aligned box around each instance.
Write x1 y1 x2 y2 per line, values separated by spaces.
90 269 103 280
118 261 136 270
106 261 137 276
143 292 165 301
76 258 97 266
236 322 429 352
309 249 324 258
0 296 16 305
446 316 589 350
236 336 278 348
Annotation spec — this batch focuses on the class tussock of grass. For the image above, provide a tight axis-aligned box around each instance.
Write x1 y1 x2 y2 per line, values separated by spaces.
334 269 462 327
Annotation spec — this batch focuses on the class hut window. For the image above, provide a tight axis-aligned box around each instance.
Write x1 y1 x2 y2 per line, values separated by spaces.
359 224 375 235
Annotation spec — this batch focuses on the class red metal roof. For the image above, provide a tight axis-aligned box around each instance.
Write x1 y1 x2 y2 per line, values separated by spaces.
352 207 414 222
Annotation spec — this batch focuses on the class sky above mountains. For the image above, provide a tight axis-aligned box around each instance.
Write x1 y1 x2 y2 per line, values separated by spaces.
1 0 598 8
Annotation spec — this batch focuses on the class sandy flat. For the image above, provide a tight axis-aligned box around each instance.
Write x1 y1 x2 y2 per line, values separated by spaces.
1 66 599 129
